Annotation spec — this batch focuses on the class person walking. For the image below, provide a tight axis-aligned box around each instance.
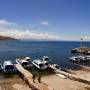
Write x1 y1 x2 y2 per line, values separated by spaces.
38 74 41 83
32 74 35 83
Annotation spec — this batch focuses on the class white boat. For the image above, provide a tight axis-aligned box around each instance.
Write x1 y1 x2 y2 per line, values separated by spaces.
42 56 51 68
69 55 90 62
24 57 31 62
85 55 90 60
32 59 48 70
42 56 50 61
16 57 31 68
3 60 16 72
50 64 61 70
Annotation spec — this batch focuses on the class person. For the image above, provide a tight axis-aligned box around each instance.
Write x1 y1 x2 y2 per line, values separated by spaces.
32 74 35 83
38 74 41 83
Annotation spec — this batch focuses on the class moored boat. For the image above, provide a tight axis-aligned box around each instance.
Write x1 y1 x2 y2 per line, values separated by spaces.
42 56 51 68
3 60 16 72
50 64 61 70
32 56 51 70
69 55 90 62
16 57 31 68
42 56 50 61
32 59 48 70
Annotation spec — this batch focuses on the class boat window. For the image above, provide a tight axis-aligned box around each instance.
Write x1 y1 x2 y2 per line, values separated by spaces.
44 58 49 61
55 65 59 69
22 62 28 66
27 59 30 62
34 62 39 66
5 65 14 70
39 64 43 67
45 63 48 65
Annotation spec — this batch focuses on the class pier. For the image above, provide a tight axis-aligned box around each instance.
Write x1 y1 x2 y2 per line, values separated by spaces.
71 47 90 54
15 64 53 90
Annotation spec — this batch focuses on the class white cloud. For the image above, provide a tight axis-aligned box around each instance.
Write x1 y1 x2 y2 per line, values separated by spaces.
41 21 49 26
0 29 62 40
0 20 14 26
0 19 62 40
0 19 89 41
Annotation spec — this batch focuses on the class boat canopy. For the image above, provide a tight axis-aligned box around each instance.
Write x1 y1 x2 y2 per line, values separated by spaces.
42 56 50 61
3 61 13 66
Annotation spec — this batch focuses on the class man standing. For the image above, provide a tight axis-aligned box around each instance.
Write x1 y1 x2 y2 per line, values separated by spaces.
32 74 35 83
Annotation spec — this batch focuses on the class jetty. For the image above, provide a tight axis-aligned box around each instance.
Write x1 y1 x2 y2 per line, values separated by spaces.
71 47 90 54
55 69 90 85
15 64 53 90
71 38 90 54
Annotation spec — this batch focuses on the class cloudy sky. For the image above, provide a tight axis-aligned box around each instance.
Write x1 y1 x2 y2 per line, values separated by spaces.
0 0 90 41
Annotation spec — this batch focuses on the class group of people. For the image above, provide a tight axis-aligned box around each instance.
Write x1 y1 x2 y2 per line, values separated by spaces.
32 74 41 83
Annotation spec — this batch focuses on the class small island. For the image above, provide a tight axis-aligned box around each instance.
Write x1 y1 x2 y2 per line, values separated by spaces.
0 36 17 40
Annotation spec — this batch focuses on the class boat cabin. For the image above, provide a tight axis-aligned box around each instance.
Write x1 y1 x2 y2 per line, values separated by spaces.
42 56 50 61
32 60 46 70
3 60 15 72
25 57 31 62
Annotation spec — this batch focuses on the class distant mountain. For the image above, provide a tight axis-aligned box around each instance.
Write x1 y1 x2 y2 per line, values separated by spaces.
0 36 17 40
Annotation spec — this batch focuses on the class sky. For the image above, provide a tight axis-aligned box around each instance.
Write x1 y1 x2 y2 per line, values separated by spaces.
0 0 90 41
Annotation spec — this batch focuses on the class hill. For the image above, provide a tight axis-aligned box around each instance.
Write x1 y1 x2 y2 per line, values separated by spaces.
0 36 17 40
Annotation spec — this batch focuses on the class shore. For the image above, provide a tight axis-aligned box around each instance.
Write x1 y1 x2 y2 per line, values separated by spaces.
42 74 90 90
64 65 90 81
0 74 31 90
42 66 90 90
0 66 90 90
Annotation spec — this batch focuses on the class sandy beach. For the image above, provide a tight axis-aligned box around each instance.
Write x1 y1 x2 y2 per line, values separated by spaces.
0 74 31 90
0 66 90 90
42 74 90 90
0 79 31 90
65 65 90 81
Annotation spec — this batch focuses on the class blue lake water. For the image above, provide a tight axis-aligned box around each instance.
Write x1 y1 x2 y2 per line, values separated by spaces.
0 40 90 69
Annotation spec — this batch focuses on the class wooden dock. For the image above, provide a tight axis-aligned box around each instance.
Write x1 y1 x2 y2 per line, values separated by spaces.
15 64 53 90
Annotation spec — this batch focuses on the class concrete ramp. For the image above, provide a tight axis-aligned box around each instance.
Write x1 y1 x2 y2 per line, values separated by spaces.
55 69 90 85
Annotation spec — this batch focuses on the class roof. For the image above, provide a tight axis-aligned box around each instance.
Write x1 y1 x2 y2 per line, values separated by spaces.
3 60 13 66
42 56 49 58
25 57 31 60
21 59 28 63
33 60 43 65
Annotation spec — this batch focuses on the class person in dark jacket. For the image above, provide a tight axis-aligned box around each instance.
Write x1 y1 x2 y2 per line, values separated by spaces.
38 74 42 83
32 74 35 83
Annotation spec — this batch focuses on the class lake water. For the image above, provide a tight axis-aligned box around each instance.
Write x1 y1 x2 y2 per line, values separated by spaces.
0 40 90 69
